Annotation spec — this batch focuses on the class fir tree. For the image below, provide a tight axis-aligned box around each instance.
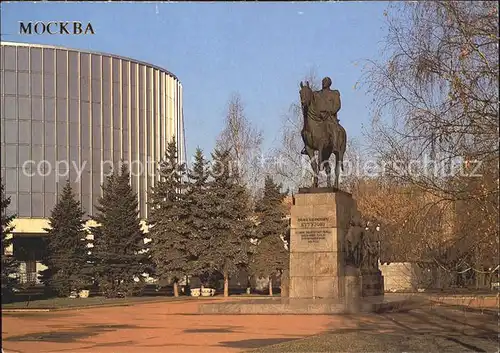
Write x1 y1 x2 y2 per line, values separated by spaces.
249 176 289 295
184 147 214 284
206 148 254 297
148 138 189 297
1 183 18 300
91 164 147 298
40 180 91 297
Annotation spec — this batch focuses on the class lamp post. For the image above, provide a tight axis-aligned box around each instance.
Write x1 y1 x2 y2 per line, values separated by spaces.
376 224 381 265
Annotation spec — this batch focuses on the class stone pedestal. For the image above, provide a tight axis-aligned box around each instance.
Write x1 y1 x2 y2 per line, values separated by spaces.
280 269 290 297
198 189 398 315
289 188 356 299
344 265 362 313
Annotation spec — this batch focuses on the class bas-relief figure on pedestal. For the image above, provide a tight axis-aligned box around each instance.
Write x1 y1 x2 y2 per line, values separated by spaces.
361 229 380 272
344 210 380 272
343 210 384 297
345 211 364 268
360 226 380 272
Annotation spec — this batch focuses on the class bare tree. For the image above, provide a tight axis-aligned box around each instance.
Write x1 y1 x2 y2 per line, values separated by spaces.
363 1 498 198
216 93 264 198
361 1 499 277
268 69 320 192
353 177 455 262
339 136 369 194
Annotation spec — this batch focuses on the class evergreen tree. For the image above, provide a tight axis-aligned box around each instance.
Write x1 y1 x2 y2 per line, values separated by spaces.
184 147 214 284
1 183 18 300
206 148 254 297
40 180 91 297
91 164 147 297
249 176 289 295
148 138 189 297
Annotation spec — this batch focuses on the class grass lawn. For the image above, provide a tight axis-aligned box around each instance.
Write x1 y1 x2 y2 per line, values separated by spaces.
2 292 280 310
247 306 499 353
245 330 498 353
2 295 186 310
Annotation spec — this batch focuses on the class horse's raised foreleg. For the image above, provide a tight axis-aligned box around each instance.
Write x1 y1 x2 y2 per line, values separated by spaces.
333 151 341 189
320 147 333 188
305 145 318 188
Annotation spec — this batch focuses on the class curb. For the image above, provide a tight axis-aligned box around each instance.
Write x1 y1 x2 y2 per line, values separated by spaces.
2 297 192 312
2 295 286 313
2 308 51 312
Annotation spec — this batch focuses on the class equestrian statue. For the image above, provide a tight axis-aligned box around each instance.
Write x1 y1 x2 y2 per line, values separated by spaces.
299 77 347 189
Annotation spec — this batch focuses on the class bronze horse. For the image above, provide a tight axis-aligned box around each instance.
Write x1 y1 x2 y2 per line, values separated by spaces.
299 81 346 188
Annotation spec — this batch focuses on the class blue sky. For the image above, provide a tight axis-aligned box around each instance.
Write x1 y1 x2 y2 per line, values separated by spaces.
1 2 390 159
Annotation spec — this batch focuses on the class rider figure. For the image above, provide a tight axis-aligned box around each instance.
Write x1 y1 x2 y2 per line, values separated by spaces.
301 77 342 155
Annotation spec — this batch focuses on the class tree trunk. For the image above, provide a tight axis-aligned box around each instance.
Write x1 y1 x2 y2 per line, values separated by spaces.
173 281 179 297
268 277 273 296
246 276 251 295
475 247 480 289
224 271 229 297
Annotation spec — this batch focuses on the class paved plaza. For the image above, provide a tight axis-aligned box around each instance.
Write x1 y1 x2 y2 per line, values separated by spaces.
2 298 351 353
2 298 498 353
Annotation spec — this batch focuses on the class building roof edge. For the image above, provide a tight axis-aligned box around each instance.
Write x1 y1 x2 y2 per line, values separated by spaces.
0 41 181 83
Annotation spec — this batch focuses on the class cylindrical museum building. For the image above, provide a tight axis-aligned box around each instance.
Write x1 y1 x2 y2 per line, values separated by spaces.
0 41 185 283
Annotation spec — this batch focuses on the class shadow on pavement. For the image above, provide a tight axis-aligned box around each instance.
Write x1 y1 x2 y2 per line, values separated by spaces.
220 337 303 349
247 306 499 352
4 324 141 343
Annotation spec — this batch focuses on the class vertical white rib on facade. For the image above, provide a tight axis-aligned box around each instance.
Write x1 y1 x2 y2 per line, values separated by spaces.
169 76 174 144
154 70 160 186
174 82 178 158
0 41 184 219
180 83 184 163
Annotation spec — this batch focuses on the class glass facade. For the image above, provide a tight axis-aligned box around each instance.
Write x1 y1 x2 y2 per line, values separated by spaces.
0 42 185 219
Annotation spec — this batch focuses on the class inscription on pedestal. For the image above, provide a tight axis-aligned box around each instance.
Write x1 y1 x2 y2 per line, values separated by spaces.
297 217 329 228
297 229 329 244
295 217 331 246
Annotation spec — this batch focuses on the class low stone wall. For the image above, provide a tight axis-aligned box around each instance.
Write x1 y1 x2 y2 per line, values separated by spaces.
428 294 500 309
198 295 421 315
379 262 416 292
